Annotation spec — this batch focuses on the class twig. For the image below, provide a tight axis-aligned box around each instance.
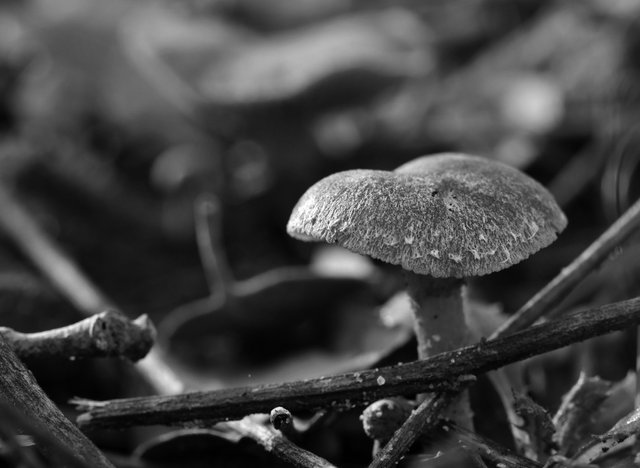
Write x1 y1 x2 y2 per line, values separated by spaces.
0 183 112 315
76 297 640 429
270 407 299 441
155 193 235 339
194 193 233 298
0 183 331 468
0 400 88 468
486 369 529 456
0 310 155 361
492 196 640 338
361 400 542 468
481 196 640 460
369 388 548 468
0 183 183 394
547 145 603 209
373 199 640 466
233 416 337 468
369 392 456 468
0 335 113 467
446 422 542 468
368 383 544 468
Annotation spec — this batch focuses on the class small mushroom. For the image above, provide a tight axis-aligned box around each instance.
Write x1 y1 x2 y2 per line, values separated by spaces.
287 153 567 427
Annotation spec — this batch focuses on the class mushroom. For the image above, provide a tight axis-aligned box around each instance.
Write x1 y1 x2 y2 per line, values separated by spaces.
287 153 567 427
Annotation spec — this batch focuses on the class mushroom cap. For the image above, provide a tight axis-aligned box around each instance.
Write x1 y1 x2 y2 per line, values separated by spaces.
287 153 567 278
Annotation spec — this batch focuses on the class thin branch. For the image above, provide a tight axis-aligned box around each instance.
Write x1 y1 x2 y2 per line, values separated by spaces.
547 145 603 209
361 399 542 468
155 194 236 338
492 196 640 338
0 400 88 468
369 390 543 468
369 392 456 468
0 184 112 315
0 335 113 468
76 296 640 429
0 183 330 468
232 416 337 468
0 183 183 395
270 407 300 441
0 310 155 361
194 193 234 299
446 422 542 468
375 199 640 466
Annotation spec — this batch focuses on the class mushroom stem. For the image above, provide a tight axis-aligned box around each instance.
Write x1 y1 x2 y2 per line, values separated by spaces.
404 271 473 429
405 273 468 358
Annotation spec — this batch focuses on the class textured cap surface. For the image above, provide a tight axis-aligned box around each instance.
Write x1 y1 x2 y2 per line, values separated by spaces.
287 153 567 278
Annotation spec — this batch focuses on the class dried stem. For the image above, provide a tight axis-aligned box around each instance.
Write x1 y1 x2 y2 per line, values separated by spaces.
270 407 299 441
492 196 640 338
362 400 542 468
547 145 603 209
369 392 547 468
0 310 155 361
194 194 234 299
0 183 331 468
369 383 545 468
0 184 112 315
375 199 640 466
369 392 456 468
232 416 337 468
156 194 236 338
0 399 89 468
0 335 113 467
445 422 542 468
0 183 183 394
76 297 640 429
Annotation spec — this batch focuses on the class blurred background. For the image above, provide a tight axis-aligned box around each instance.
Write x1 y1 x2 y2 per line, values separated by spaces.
2 0 640 466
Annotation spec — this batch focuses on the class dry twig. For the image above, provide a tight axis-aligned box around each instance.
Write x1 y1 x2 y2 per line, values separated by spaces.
373 197 640 467
76 297 640 429
0 183 332 468
493 196 640 338
0 310 155 361
0 335 112 467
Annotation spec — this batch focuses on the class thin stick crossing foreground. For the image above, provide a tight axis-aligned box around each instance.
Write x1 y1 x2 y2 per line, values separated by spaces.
77 297 640 429
0 184 183 394
0 183 333 468
492 196 640 338
373 197 640 467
